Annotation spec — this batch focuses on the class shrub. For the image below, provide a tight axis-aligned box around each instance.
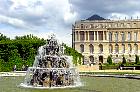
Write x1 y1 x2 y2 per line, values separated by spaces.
107 56 112 65
135 55 140 64
122 56 126 64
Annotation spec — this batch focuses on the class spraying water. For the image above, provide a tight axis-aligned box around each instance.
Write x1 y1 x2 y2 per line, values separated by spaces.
20 34 82 89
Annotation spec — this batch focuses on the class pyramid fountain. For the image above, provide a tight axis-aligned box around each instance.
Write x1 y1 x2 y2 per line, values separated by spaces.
20 35 81 89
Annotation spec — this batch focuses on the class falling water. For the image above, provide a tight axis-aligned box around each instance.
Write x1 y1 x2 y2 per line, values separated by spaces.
20 34 82 89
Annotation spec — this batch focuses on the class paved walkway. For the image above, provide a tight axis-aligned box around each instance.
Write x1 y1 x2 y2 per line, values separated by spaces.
79 70 140 73
0 71 26 77
1 70 140 77
76 65 140 73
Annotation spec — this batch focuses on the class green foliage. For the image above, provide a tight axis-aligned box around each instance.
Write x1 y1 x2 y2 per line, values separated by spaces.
0 33 82 71
122 56 126 64
0 33 10 41
107 56 112 65
135 55 140 64
0 33 46 71
64 44 83 66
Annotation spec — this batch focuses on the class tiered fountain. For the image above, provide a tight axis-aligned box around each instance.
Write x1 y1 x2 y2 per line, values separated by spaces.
20 35 81 89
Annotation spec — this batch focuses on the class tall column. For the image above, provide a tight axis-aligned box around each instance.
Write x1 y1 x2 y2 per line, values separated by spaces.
87 31 89 41
106 31 109 41
118 32 121 42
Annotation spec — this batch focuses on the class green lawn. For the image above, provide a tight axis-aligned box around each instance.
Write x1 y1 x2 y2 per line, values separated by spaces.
0 76 140 92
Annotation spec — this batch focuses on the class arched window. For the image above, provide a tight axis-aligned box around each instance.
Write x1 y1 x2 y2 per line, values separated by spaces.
128 44 132 53
89 44 94 54
99 44 103 53
122 44 125 53
80 44 84 53
115 44 119 53
109 44 113 53
81 24 84 29
89 56 94 63
134 44 138 53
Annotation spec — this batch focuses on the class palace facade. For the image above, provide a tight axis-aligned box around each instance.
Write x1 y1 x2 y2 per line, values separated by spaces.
72 15 140 64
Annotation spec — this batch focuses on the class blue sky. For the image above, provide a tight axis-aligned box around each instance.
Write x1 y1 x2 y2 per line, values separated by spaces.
0 0 140 46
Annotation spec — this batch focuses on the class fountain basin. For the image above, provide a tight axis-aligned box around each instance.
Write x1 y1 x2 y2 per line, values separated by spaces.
20 67 81 88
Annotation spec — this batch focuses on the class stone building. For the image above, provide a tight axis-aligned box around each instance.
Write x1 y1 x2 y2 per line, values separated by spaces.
72 15 140 65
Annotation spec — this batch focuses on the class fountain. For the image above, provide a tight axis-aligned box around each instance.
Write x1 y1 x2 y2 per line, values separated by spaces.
20 34 81 89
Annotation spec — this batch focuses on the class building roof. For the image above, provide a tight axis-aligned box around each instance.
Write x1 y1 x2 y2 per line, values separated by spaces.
86 14 106 20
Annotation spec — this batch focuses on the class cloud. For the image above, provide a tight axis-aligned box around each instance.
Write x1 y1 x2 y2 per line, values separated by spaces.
1 0 140 46
0 14 36 31
0 0 78 46
70 0 140 19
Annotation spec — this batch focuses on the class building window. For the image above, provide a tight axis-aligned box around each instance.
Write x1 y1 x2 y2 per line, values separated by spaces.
81 24 84 29
133 23 136 27
134 32 138 41
134 44 138 53
89 44 94 54
99 44 103 53
104 31 107 40
115 32 118 42
86 31 88 40
109 44 113 53
122 44 125 53
95 31 97 40
128 32 131 41
80 44 84 53
108 24 112 27
80 31 85 41
90 24 93 28
127 23 131 28
89 31 94 40
76 31 78 41
89 56 94 63
115 44 119 53
128 44 132 53
121 32 125 42
98 31 103 40
121 23 124 27
109 32 112 42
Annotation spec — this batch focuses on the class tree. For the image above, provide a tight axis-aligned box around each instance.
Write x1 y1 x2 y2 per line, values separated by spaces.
0 34 46 71
8 49 23 71
122 56 126 64
64 44 83 66
107 55 112 65
0 33 10 41
135 55 140 64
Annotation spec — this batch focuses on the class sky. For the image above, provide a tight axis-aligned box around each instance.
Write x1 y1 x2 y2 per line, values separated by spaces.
0 0 140 46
